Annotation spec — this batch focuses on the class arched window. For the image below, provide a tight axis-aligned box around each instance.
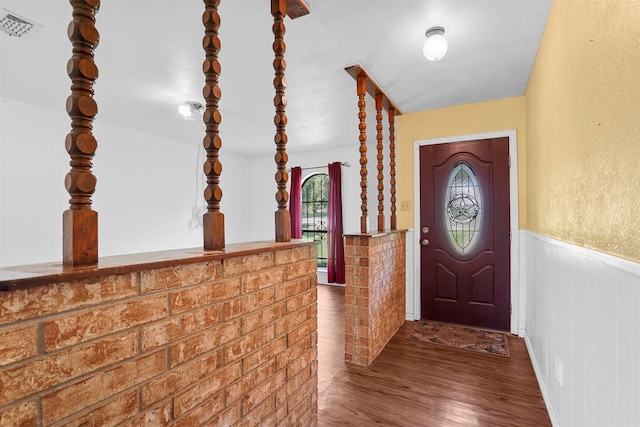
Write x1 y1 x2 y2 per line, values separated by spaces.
302 174 329 268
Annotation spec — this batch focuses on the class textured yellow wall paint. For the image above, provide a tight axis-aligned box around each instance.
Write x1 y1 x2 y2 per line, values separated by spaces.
396 97 527 230
526 0 640 262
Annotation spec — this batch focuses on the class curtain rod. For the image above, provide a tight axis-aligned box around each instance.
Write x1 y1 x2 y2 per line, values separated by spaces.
288 162 351 172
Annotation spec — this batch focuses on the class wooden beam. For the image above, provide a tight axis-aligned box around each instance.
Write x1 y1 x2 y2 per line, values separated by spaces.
286 0 310 19
345 64 402 115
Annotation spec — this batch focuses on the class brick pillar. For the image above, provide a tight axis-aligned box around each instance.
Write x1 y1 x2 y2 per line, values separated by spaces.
344 230 406 366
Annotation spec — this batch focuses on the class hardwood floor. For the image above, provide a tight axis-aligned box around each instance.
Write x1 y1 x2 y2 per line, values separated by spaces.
317 283 347 395
317 284 551 427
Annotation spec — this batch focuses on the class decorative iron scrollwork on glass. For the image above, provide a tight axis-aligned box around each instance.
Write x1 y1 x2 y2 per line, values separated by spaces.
447 194 479 224
444 162 482 254
302 174 329 267
315 219 327 235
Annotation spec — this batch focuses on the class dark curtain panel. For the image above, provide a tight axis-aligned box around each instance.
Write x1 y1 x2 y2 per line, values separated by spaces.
290 167 302 238
327 162 345 283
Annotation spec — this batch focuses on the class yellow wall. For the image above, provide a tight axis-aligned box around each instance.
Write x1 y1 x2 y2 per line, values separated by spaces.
526 0 640 262
396 97 527 230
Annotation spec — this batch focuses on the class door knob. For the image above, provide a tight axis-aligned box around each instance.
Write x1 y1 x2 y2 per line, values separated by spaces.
422 239 430 246
422 226 430 234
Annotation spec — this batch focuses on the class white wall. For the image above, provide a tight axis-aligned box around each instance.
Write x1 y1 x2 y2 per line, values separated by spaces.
247 144 364 245
244 155 278 243
1 95 391 268
91 119 202 258
523 231 640 427
0 99 69 267
218 149 256 245
0 98 253 267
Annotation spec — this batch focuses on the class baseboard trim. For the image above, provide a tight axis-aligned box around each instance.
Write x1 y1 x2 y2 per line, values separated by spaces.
524 331 560 427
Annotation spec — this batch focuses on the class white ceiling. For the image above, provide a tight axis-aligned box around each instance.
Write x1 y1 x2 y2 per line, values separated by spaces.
0 0 552 157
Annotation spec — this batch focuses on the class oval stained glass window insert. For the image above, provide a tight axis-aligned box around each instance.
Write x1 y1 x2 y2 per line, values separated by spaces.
444 162 482 254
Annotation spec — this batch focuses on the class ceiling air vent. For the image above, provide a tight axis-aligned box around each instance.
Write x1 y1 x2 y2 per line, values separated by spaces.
0 9 43 38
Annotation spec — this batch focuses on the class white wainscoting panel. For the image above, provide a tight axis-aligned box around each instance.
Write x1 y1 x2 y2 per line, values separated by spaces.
523 231 640 427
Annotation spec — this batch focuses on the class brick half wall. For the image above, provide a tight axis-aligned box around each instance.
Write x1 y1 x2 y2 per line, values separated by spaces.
344 230 406 366
0 242 318 426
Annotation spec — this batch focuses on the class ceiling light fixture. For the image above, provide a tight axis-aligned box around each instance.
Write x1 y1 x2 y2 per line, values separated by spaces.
178 101 204 121
423 26 448 62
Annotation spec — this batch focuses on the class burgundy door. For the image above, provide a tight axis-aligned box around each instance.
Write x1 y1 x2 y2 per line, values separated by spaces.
419 138 510 331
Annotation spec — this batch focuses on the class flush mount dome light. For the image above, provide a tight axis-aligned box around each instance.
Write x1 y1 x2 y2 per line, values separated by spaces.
423 26 448 61
178 101 204 121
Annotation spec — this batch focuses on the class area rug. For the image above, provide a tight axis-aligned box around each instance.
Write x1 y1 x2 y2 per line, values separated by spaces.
408 320 510 357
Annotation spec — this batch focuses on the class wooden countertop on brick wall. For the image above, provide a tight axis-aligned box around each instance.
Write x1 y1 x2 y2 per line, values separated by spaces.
0 240 315 291
343 229 407 237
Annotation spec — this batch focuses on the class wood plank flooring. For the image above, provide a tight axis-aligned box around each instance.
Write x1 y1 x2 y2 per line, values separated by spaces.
317 284 551 427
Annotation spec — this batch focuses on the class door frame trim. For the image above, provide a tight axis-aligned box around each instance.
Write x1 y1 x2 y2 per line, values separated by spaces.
413 130 522 335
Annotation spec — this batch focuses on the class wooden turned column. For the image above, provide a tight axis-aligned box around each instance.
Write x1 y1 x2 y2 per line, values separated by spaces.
375 93 385 232
63 0 100 266
272 0 291 242
202 0 225 250
357 74 368 234
389 107 397 230
346 64 403 233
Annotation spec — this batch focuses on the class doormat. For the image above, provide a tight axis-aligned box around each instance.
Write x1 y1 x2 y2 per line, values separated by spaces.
408 320 510 357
